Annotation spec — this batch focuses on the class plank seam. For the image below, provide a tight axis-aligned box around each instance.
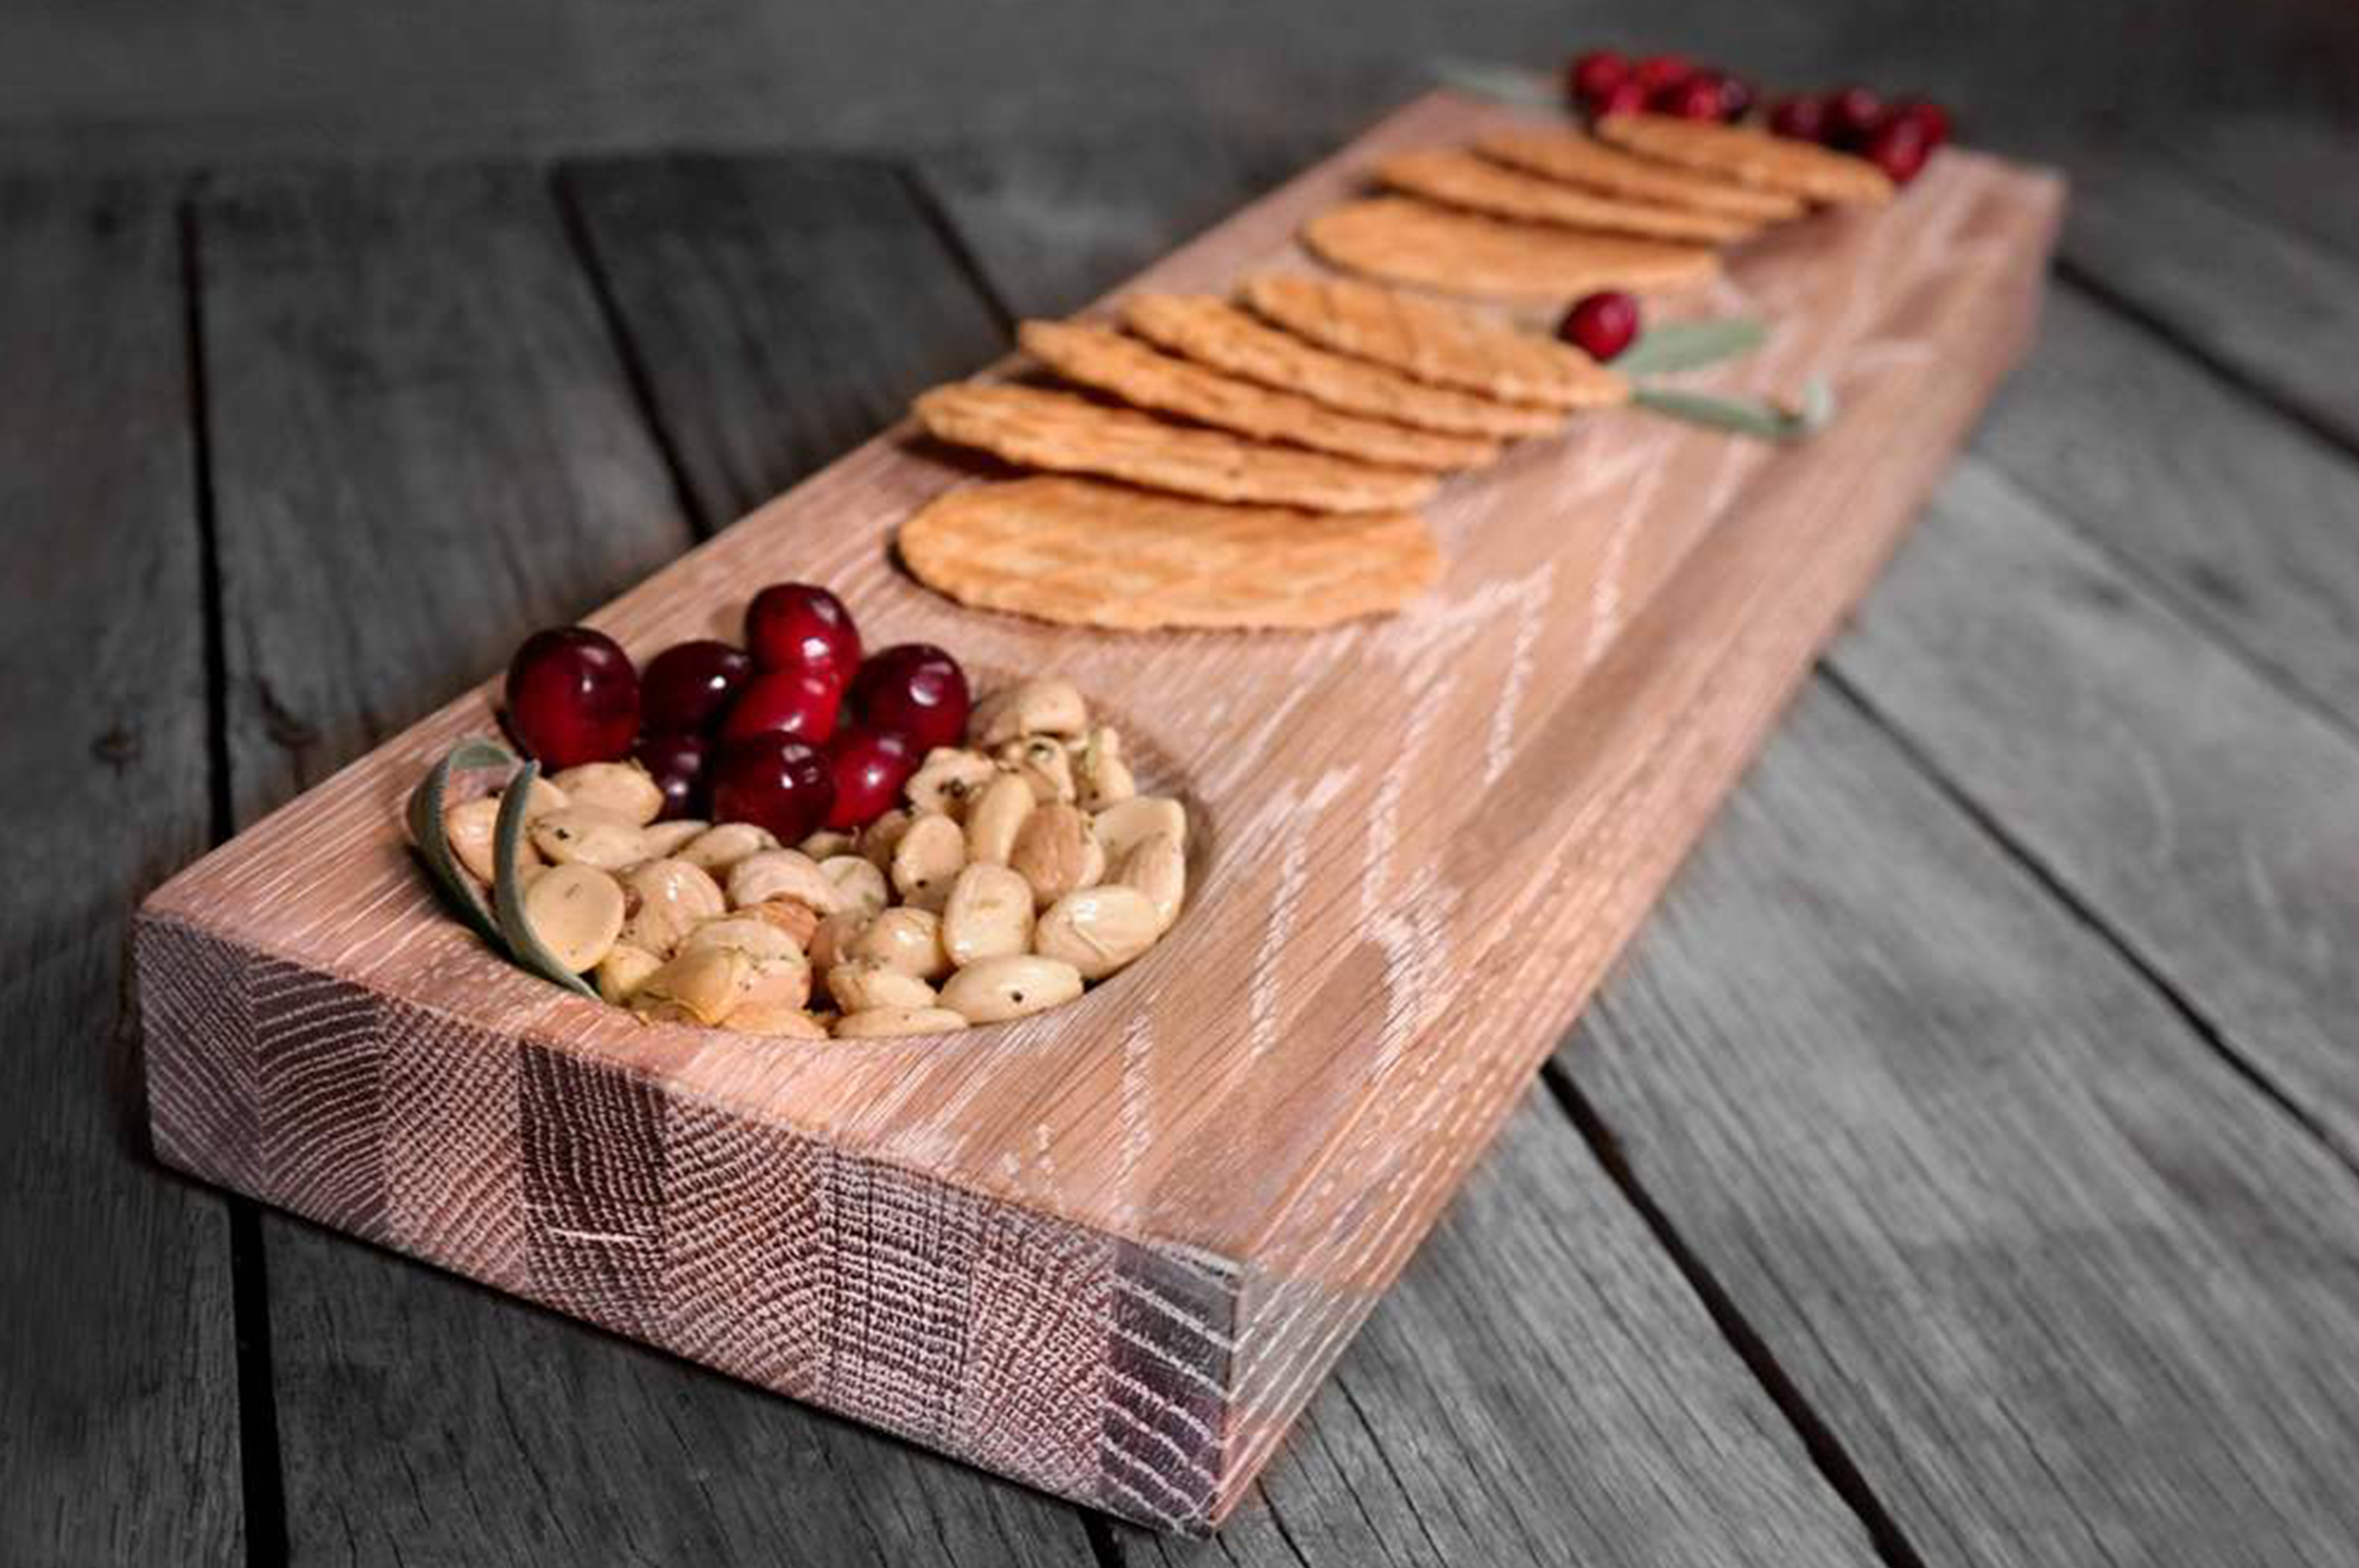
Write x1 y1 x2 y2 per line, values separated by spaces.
1536 1058 1931 1568
180 184 290 1568
1078 1511 1129 1568
1816 659 2359 1186
1963 448 2359 760
2052 261 2359 467
896 162 1018 334
546 163 717 537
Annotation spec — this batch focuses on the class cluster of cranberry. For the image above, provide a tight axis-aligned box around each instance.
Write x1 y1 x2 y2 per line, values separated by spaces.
503 586 959 847
1568 50 1760 124
1765 85 1950 185
1564 50 1952 187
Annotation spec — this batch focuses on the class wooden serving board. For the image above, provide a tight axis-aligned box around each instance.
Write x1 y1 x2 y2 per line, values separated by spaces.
134 92 2063 1534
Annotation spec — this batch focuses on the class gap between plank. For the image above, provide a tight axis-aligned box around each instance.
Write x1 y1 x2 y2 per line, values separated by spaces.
1533 1062 1932 1568
895 164 1018 335
1079 1510 1130 1568
2010 487 2359 749
180 188 292 1568
1816 660 2359 1188
546 165 717 539
2053 262 2359 466
1972 450 2359 763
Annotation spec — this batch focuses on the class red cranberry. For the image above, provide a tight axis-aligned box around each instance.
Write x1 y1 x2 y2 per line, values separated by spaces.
1556 290 1640 362
1767 93 1831 142
1589 78 1650 120
1826 85 1886 148
721 665 843 746
848 644 970 753
1566 50 1629 110
505 627 640 770
1632 53 1693 92
640 639 754 734
1715 75 1756 122
1656 73 1730 121
1890 97 1951 149
823 728 919 832
712 734 835 844
744 582 862 689
633 730 714 821
1862 116 1932 185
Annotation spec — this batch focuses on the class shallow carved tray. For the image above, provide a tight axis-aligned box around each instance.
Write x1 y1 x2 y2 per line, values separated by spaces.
134 91 2063 1534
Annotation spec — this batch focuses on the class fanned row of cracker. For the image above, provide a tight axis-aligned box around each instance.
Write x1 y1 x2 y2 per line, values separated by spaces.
901 113 1897 632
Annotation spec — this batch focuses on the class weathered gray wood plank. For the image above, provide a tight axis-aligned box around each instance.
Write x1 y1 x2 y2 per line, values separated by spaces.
194 163 1094 1566
902 129 1884 1565
1566 677 2359 1566
1827 457 2359 1167
558 152 1008 526
915 126 1330 322
2129 111 2359 274
1971 286 2359 736
1132 1094 1879 1566
2058 134 2359 447
0 176 246 1566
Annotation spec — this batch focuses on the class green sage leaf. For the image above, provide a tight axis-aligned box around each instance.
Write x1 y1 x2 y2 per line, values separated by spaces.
1616 318 1771 379
489 758 600 1000
1432 59 1561 110
404 736 517 949
1632 379 1837 444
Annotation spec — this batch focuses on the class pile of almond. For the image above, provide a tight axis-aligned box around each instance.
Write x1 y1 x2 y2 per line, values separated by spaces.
439 677 1186 1039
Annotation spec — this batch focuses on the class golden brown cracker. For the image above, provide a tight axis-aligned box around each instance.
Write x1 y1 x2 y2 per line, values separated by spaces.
1240 276 1627 411
899 477 1441 631
1121 293 1564 439
911 383 1436 514
1018 319 1498 472
1376 147 1754 243
1476 127 1805 224
1595 112 1894 206
1302 196 1720 302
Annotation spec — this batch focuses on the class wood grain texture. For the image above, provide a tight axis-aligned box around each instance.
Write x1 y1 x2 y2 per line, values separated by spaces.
1829 459 2359 1168
137 93 2063 1530
0 176 246 1566
1565 679 2359 1564
189 164 1090 1565
1973 286 2359 734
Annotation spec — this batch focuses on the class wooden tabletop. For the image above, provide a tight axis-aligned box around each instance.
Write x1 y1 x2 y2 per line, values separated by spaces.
10 89 2359 1568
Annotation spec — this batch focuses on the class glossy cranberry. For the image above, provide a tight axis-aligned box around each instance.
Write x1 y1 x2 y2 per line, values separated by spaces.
721 665 843 747
1656 73 1730 121
712 735 835 844
848 644 970 753
1632 53 1693 92
744 582 861 689
1566 50 1629 110
1890 97 1951 149
1826 85 1887 148
1862 116 1932 185
1588 78 1650 121
640 639 754 734
633 730 714 821
1556 290 1640 362
822 727 919 832
505 627 640 770
1767 93 1831 142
